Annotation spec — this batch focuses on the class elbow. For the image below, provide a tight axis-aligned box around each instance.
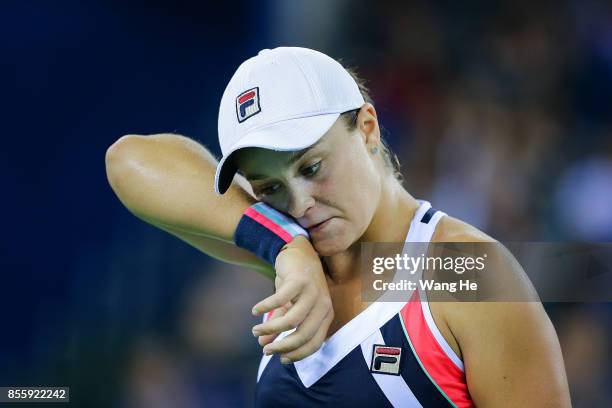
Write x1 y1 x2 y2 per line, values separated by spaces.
106 134 141 166
105 134 145 194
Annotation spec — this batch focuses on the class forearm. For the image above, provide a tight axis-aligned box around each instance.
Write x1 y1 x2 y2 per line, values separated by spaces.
105 133 254 242
159 221 276 279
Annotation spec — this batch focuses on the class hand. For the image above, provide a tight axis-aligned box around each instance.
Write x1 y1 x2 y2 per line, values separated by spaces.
251 236 333 363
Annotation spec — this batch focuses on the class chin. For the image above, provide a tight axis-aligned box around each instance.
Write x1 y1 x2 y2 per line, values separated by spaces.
312 236 351 257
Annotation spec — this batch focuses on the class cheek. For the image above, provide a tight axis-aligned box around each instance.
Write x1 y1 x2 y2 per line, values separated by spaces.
320 152 380 227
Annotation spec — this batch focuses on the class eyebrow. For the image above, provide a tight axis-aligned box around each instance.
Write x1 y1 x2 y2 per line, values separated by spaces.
243 139 323 181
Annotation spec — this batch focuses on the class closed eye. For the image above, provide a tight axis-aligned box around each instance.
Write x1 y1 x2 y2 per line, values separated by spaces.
253 161 321 196
300 161 321 178
256 183 280 197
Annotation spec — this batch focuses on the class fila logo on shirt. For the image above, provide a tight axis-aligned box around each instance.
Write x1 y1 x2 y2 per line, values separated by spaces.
370 345 402 375
236 87 261 123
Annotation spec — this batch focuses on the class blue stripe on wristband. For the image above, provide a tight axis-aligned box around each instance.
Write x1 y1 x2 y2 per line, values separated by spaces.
251 202 309 237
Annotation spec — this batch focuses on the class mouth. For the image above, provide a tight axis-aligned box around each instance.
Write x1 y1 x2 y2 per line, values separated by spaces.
307 218 334 233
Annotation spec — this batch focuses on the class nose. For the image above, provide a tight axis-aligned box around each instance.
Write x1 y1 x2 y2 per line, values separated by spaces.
286 185 315 219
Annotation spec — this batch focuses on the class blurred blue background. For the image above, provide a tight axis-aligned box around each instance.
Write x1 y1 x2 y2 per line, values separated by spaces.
1 0 611 407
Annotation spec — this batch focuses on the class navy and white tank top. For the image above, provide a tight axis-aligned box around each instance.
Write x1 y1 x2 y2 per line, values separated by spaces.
255 201 474 407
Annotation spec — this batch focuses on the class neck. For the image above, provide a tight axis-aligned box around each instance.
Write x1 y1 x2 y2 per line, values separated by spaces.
321 176 420 285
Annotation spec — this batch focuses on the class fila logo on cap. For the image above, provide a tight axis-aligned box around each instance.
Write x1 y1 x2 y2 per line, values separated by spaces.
236 87 261 123
370 345 402 375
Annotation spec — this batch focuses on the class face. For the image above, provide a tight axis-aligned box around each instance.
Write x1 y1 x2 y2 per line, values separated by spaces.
234 109 383 256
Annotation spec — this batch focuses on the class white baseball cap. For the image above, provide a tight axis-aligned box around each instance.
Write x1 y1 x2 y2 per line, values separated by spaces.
214 46 365 194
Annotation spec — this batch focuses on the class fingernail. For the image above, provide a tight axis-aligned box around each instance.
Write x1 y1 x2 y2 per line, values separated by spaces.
252 308 259 316
252 330 260 337
263 347 271 355
280 357 291 364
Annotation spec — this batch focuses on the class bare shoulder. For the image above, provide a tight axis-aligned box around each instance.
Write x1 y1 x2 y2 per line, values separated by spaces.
432 214 495 243
431 213 537 305
427 213 535 355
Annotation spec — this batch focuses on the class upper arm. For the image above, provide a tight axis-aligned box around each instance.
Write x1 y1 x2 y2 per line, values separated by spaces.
444 246 571 407
451 301 571 407
105 133 255 242
432 218 570 406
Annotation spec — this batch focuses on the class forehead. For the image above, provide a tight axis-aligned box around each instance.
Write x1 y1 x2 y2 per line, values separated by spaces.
233 116 348 176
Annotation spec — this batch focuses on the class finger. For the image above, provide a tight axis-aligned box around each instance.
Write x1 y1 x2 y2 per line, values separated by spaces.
262 298 330 355
253 289 315 336
257 305 289 346
258 332 279 347
251 280 302 316
280 309 334 363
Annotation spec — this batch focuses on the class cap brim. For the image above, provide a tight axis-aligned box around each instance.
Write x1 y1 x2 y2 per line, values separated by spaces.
214 112 341 194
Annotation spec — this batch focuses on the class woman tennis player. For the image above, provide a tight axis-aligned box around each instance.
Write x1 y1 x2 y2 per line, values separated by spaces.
106 47 571 407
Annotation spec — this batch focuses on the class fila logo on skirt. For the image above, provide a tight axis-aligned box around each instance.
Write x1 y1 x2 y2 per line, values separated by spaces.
236 87 261 123
370 345 402 375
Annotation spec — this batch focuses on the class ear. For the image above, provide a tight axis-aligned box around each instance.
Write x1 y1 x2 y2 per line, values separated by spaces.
356 103 381 148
